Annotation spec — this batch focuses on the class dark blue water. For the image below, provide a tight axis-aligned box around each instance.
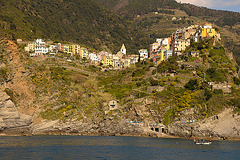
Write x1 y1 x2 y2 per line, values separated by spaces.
0 136 239 160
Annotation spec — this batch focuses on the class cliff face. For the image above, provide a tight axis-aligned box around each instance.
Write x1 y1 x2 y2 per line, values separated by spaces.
31 118 159 137
1 88 239 139
0 91 32 135
0 90 157 137
168 108 240 140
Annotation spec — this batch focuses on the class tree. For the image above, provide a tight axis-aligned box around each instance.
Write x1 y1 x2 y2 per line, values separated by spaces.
157 56 178 73
184 79 200 90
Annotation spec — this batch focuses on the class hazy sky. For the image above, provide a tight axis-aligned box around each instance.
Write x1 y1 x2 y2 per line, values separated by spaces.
176 0 240 12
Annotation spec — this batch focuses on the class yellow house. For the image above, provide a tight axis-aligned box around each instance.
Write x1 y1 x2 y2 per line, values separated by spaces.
202 23 216 38
80 47 88 59
74 45 81 55
160 50 165 62
165 44 171 50
175 39 190 53
25 42 37 52
157 48 166 65
101 55 114 67
67 44 81 55
67 45 73 55
106 56 114 66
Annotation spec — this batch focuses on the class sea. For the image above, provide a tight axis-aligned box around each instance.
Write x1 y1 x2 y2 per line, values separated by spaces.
0 135 239 160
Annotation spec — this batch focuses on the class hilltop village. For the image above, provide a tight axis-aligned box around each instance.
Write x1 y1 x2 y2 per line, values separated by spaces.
1 21 240 139
21 23 220 69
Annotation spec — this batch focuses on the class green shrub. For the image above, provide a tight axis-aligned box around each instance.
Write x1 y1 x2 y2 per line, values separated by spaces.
149 78 158 86
184 79 200 90
206 68 227 82
213 89 223 95
233 77 240 85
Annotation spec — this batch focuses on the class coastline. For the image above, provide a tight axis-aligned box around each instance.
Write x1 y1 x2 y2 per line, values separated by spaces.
0 128 240 141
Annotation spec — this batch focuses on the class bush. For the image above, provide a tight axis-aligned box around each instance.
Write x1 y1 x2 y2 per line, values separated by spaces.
0 67 7 81
149 78 159 86
4 88 17 104
233 77 240 85
184 79 200 90
213 89 223 95
206 68 227 82
204 89 212 101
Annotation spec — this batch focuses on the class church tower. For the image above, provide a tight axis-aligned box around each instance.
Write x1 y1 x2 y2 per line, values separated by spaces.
120 44 126 55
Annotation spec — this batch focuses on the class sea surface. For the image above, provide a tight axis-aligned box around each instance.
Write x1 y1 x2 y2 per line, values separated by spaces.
0 135 239 160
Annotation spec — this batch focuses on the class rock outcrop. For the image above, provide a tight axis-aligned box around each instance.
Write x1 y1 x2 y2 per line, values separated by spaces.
0 89 240 139
31 118 158 137
168 108 240 140
0 92 32 135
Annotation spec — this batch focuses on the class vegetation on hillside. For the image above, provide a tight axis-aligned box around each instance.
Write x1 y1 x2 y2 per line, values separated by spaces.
27 57 115 121
1 0 240 57
1 0 240 126
0 33 240 126
97 0 240 58
0 0 143 53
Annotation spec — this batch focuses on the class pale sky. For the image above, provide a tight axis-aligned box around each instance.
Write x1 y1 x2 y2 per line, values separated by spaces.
176 0 240 12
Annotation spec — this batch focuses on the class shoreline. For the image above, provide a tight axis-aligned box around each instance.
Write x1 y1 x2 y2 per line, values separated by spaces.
0 130 240 141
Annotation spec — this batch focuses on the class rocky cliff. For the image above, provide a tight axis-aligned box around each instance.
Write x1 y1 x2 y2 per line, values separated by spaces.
0 87 240 139
0 91 32 135
0 91 158 137
0 39 240 140
31 118 159 137
168 108 240 140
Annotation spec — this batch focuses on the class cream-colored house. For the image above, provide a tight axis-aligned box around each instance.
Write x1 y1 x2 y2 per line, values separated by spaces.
174 39 190 53
108 100 119 110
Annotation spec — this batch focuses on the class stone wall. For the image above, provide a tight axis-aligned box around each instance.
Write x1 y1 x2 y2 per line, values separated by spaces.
209 82 231 93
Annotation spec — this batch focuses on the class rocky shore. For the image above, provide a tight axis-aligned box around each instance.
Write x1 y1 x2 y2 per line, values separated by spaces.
168 108 240 141
0 91 240 141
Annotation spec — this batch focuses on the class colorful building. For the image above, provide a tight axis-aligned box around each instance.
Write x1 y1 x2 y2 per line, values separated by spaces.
202 23 216 38
165 50 173 60
80 47 88 59
174 39 190 54
139 49 148 61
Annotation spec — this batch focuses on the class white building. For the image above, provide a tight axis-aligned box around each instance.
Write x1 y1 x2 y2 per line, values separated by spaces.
204 23 213 29
156 38 171 46
165 50 173 60
120 44 126 55
35 39 46 46
88 53 100 62
193 32 201 42
156 38 162 44
49 45 56 52
139 49 148 61
162 38 170 46
30 46 48 56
